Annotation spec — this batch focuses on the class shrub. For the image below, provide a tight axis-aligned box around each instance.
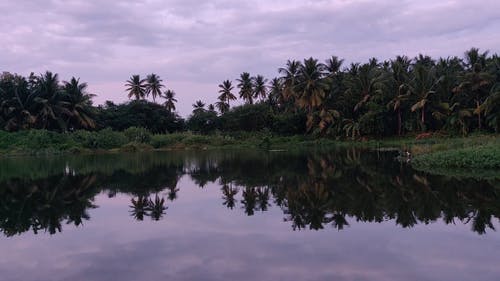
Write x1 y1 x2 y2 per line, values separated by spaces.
124 127 151 143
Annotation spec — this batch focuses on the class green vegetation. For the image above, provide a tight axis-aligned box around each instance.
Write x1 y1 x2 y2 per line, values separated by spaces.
412 145 500 169
1 48 500 172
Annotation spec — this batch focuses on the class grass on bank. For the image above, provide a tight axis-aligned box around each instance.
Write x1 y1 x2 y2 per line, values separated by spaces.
0 128 499 174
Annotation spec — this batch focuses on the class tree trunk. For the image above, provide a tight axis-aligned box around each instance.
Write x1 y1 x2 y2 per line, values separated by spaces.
397 108 402 136
476 101 481 130
421 105 426 131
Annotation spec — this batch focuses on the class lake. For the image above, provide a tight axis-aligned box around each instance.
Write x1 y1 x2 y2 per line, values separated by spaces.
0 149 499 281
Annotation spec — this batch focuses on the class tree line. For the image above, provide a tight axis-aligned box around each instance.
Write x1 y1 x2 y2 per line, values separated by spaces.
1 48 499 137
195 47 499 137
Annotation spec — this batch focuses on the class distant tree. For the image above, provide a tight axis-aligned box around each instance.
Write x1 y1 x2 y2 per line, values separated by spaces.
192 100 205 114
145 73 164 103
253 75 268 101
237 72 254 104
218 80 236 108
162 89 177 113
125 75 146 100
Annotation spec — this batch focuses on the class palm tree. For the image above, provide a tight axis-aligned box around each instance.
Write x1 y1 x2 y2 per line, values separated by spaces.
345 63 386 113
192 100 205 114
162 89 177 113
386 56 412 135
267 77 282 110
237 72 254 104
62 77 96 130
32 71 66 130
0 73 35 131
215 99 229 114
125 75 146 100
408 63 441 131
253 75 267 101
295 58 329 112
218 80 236 108
145 73 164 102
323 56 344 77
278 60 302 102
457 48 493 130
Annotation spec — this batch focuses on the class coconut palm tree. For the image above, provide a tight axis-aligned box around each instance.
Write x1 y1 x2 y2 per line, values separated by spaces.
323 56 344 77
253 75 267 101
237 72 254 104
267 77 282 110
218 80 236 108
192 100 205 114
278 60 302 102
125 75 146 100
215 99 229 114
32 71 66 130
162 89 177 113
145 73 164 103
62 77 96 130
457 48 493 130
345 63 386 113
408 63 441 131
295 58 329 112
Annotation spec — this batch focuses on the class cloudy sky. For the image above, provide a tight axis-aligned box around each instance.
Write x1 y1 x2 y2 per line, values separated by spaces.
1 0 499 116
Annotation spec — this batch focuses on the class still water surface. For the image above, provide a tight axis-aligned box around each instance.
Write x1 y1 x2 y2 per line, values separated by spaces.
0 149 499 281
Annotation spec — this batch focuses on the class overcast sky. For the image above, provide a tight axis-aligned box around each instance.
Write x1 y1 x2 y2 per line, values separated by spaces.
1 0 499 116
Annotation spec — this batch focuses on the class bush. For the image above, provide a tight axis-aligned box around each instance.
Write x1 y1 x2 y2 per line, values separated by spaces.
124 127 151 143
150 134 187 148
72 129 128 149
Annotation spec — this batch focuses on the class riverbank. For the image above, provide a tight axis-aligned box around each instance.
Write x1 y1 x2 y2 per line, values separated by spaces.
1 130 498 172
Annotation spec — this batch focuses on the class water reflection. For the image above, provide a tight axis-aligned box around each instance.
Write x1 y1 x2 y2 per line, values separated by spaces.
0 149 499 237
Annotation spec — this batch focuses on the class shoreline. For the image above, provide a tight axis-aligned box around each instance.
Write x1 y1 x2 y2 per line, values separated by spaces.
1 130 498 173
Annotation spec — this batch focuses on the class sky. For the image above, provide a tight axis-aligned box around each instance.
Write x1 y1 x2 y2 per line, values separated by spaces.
1 0 500 116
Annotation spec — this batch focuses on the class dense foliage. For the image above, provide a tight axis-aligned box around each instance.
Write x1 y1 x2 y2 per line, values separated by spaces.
1 48 499 138
198 48 500 137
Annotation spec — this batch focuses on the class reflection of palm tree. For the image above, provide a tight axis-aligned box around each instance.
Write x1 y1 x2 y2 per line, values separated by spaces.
241 187 257 216
222 184 238 209
130 196 149 221
149 195 167 221
256 187 270 211
167 185 180 201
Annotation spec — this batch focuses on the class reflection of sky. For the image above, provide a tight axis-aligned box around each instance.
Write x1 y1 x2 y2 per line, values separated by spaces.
0 176 499 281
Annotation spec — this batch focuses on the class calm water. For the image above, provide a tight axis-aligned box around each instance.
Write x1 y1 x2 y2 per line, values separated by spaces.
0 149 499 281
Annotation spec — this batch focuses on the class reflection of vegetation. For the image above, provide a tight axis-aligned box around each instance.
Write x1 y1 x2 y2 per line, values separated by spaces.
0 149 499 236
0 174 98 236
221 184 238 210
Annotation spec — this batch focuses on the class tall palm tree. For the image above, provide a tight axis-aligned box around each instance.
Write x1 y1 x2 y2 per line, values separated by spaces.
408 63 441 131
237 72 254 104
278 60 302 102
32 71 65 130
215 99 229 114
267 77 283 110
218 80 236 108
145 73 164 103
387 56 411 135
125 75 146 100
295 58 329 112
457 48 493 130
253 75 267 101
162 89 177 113
62 77 96 130
323 56 344 77
192 100 205 114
